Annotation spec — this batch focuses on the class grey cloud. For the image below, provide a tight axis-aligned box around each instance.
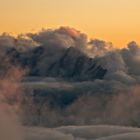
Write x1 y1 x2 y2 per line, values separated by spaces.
88 39 114 57
24 125 140 140
26 27 140 85
1 27 140 128
104 71 136 84
28 27 87 50
0 33 37 52
120 41 140 76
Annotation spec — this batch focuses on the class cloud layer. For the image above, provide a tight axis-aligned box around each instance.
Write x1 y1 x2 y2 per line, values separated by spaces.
24 125 140 140
1 27 140 127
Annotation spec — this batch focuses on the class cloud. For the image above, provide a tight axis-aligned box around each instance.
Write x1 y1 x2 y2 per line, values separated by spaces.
0 33 38 52
0 62 25 140
1 27 140 127
93 41 140 84
26 26 140 85
0 110 23 140
24 125 140 140
28 27 87 50
88 39 114 57
120 41 140 76
15 27 140 127
104 71 136 84
25 127 82 140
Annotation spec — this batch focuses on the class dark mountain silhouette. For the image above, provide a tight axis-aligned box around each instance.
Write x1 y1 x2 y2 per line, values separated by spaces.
6 46 107 81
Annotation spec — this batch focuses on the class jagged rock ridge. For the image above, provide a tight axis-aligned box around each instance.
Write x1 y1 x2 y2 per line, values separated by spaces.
6 46 107 81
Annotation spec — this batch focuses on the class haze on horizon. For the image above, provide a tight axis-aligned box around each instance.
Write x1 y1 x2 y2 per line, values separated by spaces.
0 0 140 48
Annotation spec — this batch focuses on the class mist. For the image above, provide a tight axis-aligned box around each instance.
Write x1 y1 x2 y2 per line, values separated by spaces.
1 27 140 139
0 64 24 140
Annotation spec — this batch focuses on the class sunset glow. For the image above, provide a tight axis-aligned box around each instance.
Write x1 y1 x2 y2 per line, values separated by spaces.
0 0 140 47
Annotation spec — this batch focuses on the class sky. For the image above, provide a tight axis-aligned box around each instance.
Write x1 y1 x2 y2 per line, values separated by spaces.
0 0 140 47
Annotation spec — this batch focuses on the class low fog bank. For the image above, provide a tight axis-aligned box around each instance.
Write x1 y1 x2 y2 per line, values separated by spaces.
0 65 24 140
23 125 140 140
0 110 23 140
20 79 140 127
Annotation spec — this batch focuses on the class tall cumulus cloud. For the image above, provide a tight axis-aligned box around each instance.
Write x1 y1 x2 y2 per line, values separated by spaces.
1 27 140 127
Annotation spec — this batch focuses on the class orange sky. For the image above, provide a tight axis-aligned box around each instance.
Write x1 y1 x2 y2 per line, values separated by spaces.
0 0 140 47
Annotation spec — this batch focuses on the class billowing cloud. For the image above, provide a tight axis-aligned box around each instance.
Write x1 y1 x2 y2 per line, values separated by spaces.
25 27 140 84
1 27 140 128
88 39 114 57
0 33 38 52
28 27 87 50
24 125 140 140
120 41 140 76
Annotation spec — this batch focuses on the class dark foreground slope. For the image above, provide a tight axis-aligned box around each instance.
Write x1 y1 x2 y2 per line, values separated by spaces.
6 46 107 81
